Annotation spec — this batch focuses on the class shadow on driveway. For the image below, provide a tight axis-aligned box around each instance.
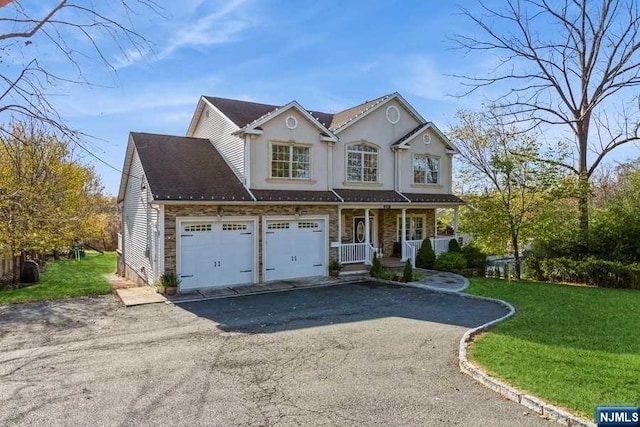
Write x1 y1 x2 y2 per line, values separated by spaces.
178 281 509 334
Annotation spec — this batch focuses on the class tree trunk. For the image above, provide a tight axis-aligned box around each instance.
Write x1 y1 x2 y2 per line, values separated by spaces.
576 118 590 251
511 234 521 280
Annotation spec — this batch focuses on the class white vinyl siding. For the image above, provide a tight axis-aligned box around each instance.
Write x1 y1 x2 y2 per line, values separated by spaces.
192 105 245 180
123 149 158 284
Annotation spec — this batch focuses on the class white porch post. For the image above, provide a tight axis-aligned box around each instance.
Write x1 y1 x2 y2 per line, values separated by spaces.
365 208 370 264
338 207 342 263
401 208 407 261
453 207 459 235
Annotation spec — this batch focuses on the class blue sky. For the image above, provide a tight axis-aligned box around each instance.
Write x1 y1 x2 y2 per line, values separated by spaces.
16 0 640 194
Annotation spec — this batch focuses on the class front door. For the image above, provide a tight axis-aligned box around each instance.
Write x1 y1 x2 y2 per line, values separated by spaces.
353 217 375 244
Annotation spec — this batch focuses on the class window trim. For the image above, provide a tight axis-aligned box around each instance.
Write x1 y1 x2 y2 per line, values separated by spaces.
345 141 380 183
269 141 312 180
412 154 440 185
395 214 426 242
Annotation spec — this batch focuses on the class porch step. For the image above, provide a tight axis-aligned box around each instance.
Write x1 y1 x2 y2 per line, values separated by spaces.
380 257 405 268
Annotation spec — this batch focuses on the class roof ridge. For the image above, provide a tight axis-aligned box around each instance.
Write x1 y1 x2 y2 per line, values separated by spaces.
333 93 394 115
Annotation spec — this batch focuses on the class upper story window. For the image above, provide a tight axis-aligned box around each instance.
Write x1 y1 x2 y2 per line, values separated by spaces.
347 143 379 182
413 155 439 184
271 143 310 179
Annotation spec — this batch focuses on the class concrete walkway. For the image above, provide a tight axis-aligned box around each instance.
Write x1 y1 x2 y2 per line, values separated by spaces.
113 269 470 307
419 269 469 292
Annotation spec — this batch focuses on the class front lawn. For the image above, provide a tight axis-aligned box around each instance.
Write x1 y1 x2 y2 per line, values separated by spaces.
0 252 115 304
466 278 640 419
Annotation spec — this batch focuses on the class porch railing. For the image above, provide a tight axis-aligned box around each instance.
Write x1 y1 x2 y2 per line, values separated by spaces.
405 241 417 268
404 235 472 259
432 234 471 255
339 243 381 265
339 243 367 264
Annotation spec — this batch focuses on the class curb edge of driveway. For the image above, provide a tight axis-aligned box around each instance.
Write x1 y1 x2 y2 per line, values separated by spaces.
394 278 596 427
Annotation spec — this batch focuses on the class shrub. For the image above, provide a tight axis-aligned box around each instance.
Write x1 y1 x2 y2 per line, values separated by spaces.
370 252 383 278
415 239 436 269
537 257 640 289
402 260 413 282
329 260 342 277
448 238 462 253
434 252 467 272
461 244 487 269
159 272 180 288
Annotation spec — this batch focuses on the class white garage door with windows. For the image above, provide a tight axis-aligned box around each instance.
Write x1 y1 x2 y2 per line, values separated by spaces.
264 218 327 282
179 219 255 291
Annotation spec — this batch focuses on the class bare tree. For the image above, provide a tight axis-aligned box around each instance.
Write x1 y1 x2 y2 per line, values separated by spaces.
454 0 640 241
0 0 160 142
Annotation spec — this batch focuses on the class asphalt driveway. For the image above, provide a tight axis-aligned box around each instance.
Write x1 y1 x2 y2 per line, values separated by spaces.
0 281 553 426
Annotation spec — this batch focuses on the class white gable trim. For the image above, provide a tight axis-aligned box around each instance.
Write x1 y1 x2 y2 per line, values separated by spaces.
236 101 339 142
117 136 136 203
396 122 458 153
334 92 426 134
185 96 241 137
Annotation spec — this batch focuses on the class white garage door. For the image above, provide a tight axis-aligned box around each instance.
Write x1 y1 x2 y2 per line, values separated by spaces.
179 220 255 291
264 219 326 282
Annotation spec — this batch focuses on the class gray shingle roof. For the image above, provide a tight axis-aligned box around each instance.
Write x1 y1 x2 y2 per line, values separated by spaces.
202 94 395 132
334 189 408 203
131 132 253 201
402 193 464 204
251 190 340 202
328 94 392 131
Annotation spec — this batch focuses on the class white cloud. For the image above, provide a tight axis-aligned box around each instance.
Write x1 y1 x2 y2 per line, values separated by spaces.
115 0 252 69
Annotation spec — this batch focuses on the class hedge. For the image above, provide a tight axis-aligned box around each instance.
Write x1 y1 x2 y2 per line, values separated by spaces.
537 257 640 289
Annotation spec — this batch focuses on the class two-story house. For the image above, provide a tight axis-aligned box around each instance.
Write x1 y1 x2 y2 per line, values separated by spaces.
117 93 464 292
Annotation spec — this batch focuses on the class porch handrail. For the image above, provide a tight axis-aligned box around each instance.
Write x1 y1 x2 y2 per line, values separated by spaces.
404 241 417 268
366 243 378 265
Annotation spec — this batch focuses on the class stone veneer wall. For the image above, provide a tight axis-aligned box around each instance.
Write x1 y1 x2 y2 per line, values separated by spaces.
164 204 339 283
339 208 435 258
381 208 435 257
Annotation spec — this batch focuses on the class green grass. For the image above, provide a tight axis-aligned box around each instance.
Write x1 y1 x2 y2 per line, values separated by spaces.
466 278 640 419
0 252 115 304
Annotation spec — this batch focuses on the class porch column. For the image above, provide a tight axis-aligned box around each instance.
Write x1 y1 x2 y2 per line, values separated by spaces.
365 208 370 264
338 207 342 263
401 208 407 261
453 207 459 235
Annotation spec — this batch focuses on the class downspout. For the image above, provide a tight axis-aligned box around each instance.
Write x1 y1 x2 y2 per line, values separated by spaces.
244 134 251 186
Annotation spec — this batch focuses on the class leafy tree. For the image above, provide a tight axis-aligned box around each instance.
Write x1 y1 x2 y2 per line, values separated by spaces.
454 0 640 240
450 109 565 279
415 238 436 269
0 120 101 283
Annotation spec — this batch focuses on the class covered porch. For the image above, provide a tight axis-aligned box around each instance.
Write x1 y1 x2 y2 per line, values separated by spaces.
336 204 467 267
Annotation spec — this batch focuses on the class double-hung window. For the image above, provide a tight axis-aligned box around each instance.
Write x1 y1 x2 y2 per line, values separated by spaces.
397 215 424 241
413 155 439 184
271 143 310 179
347 143 378 182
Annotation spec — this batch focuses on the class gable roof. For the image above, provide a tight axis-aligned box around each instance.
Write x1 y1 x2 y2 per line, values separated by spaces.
204 96 279 128
238 101 338 141
130 132 253 202
391 122 458 152
328 93 392 131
